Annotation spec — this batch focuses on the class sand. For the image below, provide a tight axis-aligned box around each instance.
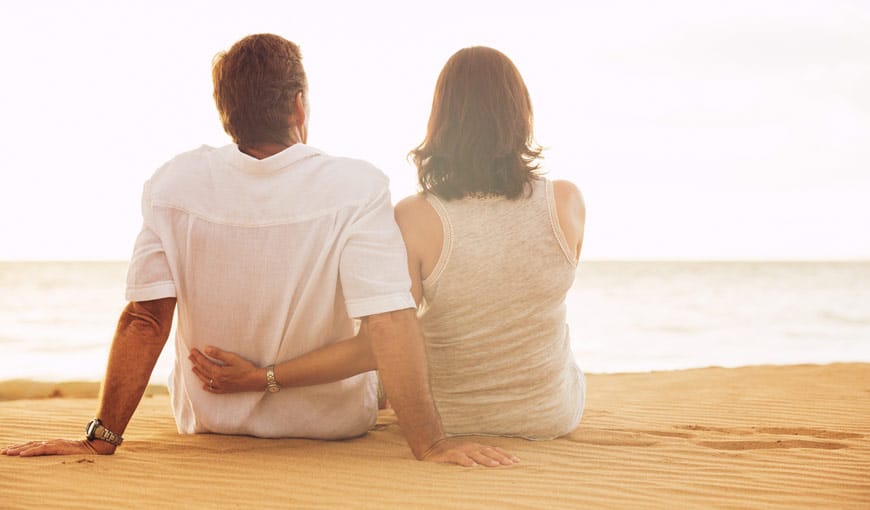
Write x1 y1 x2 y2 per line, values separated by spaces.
1 363 867 509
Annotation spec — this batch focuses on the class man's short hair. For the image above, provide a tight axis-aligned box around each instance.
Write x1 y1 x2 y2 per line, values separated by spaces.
212 34 307 147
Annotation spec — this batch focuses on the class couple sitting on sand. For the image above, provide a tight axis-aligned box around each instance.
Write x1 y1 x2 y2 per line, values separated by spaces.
3 34 585 467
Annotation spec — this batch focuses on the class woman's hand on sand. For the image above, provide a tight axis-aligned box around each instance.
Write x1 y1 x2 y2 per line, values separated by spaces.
189 346 264 393
2 438 114 457
422 438 519 467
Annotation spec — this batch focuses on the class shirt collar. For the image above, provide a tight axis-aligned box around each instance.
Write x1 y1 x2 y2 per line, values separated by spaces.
222 142 322 175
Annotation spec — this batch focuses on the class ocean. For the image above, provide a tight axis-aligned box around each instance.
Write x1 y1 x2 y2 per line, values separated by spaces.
1 261 868 384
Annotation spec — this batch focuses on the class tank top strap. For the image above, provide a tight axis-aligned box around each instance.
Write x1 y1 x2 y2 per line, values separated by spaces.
423 193 453 288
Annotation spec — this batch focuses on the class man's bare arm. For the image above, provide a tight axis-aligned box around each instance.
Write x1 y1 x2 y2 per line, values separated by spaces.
95 297 177 450
366 309 442 457
2 297 176 457
366 308 518 467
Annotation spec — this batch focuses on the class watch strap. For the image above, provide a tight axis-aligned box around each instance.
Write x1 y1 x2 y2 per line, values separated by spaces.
265 365 281 393
86 419 124 447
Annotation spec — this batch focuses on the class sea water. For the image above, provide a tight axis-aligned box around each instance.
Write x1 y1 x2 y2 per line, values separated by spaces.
1 261 868 383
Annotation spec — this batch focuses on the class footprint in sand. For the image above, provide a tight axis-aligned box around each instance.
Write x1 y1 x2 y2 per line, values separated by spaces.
566 429 658 447
673 425 862 451
752 427 863 440
566 426 862 450
696 439 848 450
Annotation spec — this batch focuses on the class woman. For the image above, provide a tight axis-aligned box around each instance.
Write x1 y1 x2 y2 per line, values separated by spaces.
190 46 586 439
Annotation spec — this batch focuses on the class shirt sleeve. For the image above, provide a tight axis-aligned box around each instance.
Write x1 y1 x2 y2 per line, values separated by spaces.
340 187 416 318
125 180 177 302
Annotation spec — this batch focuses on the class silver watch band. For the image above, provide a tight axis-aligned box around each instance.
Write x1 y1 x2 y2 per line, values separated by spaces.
97 425 122 446
86 419 124 447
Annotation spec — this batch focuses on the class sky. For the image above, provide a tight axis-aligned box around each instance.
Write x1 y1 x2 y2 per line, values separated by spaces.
1 0 868 260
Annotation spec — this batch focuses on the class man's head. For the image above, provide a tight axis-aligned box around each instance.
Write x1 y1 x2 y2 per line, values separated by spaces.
212 34 308 148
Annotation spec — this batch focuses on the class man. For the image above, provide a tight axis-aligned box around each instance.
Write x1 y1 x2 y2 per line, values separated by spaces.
2 34 515 467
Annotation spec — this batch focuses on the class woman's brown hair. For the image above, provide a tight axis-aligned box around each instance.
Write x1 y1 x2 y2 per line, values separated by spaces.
212 34 307 147
410 47 543 200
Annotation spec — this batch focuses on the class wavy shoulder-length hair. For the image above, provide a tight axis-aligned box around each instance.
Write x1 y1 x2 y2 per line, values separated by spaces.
410 46 543 200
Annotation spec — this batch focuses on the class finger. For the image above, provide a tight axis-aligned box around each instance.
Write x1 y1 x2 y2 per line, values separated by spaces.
188 352 204 373
18 442 56 457
188 348 203 366
2 441 42 456
3 441 34 451
202 383 224 394
478 446 516 466
189 348 219 370
434 451 478 467
19 440 82 457
193 365 220 390
15 445 42 457
431 447 479 467
4 439 92 457
20 443 66 457
445 452 477 467
201 378 226 393
2 445 22 455
191 365 211 386
468 450 500 467
204 346 232 364
193 366 223 394
495 447 520 464
490 446 520 462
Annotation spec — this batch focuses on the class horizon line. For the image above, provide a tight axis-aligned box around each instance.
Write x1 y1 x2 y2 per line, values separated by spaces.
2 257 869 264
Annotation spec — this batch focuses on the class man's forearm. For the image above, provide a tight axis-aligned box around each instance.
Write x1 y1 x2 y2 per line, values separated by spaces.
94 298 176 451
366 308 444 459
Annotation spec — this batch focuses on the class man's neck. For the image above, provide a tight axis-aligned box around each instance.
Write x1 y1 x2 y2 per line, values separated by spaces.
239 141 296 160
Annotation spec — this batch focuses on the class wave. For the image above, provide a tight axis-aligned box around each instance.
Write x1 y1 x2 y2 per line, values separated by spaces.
819 310 870 327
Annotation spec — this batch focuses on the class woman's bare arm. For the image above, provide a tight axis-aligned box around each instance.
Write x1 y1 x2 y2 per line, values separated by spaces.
189 324 377 393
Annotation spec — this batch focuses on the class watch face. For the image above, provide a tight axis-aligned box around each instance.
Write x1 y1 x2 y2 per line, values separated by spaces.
86 419 99 440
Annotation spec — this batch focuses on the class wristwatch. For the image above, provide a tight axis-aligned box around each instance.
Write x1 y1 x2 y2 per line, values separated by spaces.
85 418 124 446
265 365 281 393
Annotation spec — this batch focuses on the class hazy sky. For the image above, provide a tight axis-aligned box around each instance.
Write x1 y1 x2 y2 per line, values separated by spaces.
2 0 868 260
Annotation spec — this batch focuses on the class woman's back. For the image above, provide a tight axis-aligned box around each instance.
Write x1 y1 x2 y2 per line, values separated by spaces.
417 178 585 439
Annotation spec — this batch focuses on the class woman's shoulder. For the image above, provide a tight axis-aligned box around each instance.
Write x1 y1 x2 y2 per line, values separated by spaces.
395 193 445 284
394 193 444 243
395 192 430 210
550 179 585 220
548 179 585 262
550 179 584 209
395 193 438 226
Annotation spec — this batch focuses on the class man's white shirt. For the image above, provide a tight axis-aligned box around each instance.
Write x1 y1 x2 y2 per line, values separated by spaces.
126 143 415 439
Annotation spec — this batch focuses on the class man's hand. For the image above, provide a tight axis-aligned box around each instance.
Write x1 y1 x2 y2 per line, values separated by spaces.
367 309 522 467
3 298 175 460
189 346 263 393
422 438 519 467
2 439 114 457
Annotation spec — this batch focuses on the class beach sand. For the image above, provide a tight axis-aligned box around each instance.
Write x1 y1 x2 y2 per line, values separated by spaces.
1 363 867 509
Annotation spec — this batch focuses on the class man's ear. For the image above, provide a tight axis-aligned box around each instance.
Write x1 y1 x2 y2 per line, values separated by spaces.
293 92 306 127
291 91 307 144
